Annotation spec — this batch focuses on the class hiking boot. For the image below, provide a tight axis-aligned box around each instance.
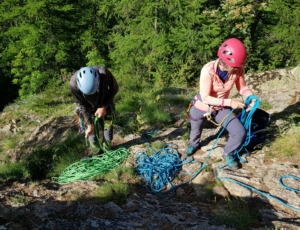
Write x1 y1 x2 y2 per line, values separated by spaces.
223 154 239 170
184 145 198 156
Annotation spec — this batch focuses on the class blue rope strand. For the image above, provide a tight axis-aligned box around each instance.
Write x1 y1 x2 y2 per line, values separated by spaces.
213 95 300 211
279 174 300 193
136 96 300 210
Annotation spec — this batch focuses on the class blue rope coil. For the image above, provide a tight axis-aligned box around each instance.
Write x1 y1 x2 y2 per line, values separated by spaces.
136 144 183 194
136 139 203 196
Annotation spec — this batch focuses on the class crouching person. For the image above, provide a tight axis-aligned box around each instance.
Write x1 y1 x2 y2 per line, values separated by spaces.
70 66 119 154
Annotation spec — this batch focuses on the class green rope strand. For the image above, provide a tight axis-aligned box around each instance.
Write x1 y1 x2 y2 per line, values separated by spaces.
52 147 130 184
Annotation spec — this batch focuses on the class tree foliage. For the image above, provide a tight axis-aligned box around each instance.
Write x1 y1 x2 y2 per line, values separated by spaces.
0 0 299 105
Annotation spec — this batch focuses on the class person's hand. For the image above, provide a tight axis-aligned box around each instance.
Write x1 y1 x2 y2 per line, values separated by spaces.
246 99 256 112
230 99 245 109
95 107 106 118
85 124 94 138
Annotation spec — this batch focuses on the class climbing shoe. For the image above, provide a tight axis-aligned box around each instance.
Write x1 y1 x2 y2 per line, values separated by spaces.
184 145 198 156
223 154 239 170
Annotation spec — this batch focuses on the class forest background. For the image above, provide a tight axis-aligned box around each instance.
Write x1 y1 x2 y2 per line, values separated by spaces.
0 0 300 111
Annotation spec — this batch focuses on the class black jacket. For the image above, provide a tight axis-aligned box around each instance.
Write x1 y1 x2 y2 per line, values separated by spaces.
70 66 119 125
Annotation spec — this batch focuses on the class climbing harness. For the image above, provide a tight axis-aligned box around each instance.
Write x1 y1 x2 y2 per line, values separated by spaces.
204 111 230 127
186 93 229 126
52 147 130 184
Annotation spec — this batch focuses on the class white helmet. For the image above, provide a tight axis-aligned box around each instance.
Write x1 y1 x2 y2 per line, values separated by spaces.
76 67 99 95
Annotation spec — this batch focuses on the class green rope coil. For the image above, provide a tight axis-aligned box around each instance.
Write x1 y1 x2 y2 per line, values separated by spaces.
53 147 130 184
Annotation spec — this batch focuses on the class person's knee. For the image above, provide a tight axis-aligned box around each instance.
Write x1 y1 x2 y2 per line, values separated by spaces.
88 134 96 142
230 130 246 140
237 127 246 139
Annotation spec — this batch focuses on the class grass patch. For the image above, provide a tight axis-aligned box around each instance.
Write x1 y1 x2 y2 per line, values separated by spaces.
205 179 224 195
115 84 191 133
150 140 165 152
99 166 138 183
267 126 300 162
94 182 130 203
93 166 136 202
24 131 85 180
0 136 19 152
211 197 261 229
4 85 74 119
260 100 272 110
0 162 28 180
11 193 31 206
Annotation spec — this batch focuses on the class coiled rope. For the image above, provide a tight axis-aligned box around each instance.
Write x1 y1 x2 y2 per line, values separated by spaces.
136 131 203 196
53 116 130 184
52 147 130 184
213 95 300 211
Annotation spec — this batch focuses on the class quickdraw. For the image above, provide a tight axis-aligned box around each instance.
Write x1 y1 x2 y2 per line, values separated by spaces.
185 102 193 119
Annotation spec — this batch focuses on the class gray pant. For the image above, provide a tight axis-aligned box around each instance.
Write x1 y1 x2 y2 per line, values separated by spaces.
189 106 246 154
88 104 115 154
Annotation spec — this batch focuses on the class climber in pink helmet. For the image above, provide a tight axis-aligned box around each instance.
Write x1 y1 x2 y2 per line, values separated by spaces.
185 38 255 170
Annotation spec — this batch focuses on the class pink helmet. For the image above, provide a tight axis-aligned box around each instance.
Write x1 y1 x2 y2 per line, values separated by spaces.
217 38 247 67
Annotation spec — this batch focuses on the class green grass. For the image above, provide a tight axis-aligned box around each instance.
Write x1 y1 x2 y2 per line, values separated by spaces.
0 136 19 152
260 100 272 110
150 140 165 152
268 126 300 161
94 182 130 203
211 197 261 229
205 179 224 195
24 131 86 180
4 85 74 119
92 165 137 202
0 162 29 180
11 193 31 206
115 83 191 133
